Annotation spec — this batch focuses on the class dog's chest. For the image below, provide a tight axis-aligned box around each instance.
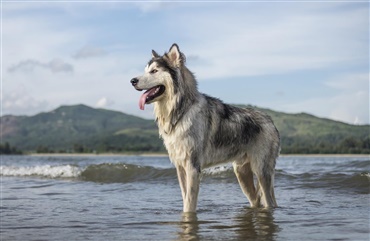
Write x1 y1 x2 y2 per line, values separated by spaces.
159 120 195 165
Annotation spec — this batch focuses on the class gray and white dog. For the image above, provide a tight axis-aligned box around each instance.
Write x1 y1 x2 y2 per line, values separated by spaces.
131 44 280 213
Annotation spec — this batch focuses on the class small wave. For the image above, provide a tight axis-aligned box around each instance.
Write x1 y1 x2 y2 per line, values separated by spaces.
0 163 176 183
335 159 370 170
361 172 370 178
80 163 176 183
338 172 370 194
278 171 370 194
0 163 235 183
0 165 81 178
3 162 368 192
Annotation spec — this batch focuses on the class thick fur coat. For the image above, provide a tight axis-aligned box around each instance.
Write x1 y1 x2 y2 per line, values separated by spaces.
131 44 280 212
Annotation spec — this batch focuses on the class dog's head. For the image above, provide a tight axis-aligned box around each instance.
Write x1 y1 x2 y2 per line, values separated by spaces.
130 43 186 110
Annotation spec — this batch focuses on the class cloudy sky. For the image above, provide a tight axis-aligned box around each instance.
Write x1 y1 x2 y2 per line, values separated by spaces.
2 1 369 124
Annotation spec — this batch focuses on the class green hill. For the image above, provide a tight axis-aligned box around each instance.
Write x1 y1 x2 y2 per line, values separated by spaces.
1 104 164 153
1 104 369 154
247 105 369 154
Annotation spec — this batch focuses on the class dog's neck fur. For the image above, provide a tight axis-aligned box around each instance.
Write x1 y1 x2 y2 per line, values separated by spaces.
154 65 199 135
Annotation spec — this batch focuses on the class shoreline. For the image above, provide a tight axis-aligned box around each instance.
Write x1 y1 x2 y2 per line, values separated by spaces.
25 153 369 158
279 154 369 158
27 152 169 157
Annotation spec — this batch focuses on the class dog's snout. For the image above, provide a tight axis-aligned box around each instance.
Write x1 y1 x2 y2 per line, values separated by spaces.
130 78 139 86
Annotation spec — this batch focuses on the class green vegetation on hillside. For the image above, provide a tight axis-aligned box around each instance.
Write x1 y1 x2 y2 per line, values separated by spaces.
1 104 369 154
0 142 23 155
250 105 369 154
1 105 165 154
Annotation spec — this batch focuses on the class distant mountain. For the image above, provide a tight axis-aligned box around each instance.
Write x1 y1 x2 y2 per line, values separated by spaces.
244 105 369 154
1 104 164 153
1 104 369 154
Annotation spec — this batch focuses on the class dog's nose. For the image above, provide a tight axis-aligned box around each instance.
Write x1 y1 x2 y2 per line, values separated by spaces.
130 78 139 86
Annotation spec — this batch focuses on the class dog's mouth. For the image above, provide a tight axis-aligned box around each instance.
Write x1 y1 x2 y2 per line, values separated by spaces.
138 85 165 110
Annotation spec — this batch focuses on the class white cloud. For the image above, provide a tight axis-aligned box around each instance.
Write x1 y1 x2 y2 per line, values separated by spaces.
326 73 369 124
48 59 74 73
1 4 142 117
281 72 369 124
174 3 368 80
133 1 177 13
7 59 42 73
73 45 106 59
2 15 86 66
325 73 369 91
2 85 49 116
96 97 114 108
1 2 368 125
329 91 368 125
8 58 73 73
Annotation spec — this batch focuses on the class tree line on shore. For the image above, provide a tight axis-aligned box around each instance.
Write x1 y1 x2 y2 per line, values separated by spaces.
0 142 23 155
2 136 369 155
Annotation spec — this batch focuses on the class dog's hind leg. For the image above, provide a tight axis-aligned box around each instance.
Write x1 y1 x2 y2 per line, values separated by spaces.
233 162 260 208
256 172 277 208
271 181 277 207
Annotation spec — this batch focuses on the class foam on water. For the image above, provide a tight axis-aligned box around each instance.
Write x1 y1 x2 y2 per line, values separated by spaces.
203 165 233 175
0 165 82 178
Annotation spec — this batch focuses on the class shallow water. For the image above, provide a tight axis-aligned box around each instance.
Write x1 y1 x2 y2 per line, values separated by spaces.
1 155 369 240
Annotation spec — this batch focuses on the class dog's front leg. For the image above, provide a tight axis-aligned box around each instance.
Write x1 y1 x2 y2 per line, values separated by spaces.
183 162 200 213
176 165 187 203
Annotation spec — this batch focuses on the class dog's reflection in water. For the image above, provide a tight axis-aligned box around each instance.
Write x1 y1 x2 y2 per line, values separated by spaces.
177 212 200 241
177 208 279 241
233 208 280 241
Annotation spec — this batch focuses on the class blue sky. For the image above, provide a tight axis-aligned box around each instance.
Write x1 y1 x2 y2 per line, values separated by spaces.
2 1 369 124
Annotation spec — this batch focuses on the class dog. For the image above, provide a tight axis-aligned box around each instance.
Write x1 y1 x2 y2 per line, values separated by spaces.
131 44 280 213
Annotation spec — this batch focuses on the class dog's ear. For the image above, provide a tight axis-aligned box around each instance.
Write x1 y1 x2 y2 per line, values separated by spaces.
152 50 160 59
167 43 185 66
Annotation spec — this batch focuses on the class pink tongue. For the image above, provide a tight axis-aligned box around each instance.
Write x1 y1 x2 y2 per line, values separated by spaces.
139 92 149 110
139 88 156 110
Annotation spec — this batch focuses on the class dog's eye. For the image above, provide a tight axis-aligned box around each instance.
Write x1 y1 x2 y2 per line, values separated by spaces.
150 69 158 74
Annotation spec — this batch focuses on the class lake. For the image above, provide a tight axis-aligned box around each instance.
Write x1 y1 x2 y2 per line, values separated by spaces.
1 155 369 240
